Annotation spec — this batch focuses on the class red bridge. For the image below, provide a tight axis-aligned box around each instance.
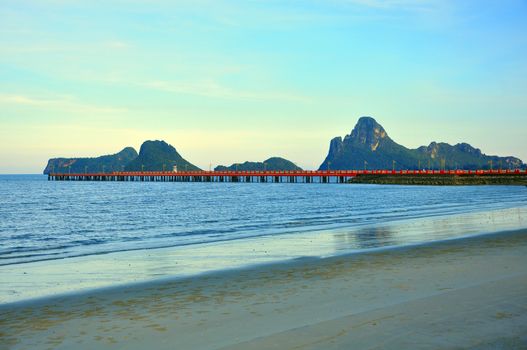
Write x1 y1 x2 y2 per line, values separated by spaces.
48 169 527 183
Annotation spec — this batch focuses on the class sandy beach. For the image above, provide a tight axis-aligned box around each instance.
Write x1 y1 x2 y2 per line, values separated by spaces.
1 230 527 350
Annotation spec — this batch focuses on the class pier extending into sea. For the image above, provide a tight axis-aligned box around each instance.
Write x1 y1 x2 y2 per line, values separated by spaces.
48 169 527 183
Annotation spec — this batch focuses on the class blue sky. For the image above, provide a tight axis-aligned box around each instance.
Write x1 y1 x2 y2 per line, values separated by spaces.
1 0 526 172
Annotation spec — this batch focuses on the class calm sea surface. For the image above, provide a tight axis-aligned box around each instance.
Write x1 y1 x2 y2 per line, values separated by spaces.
1 175 527 267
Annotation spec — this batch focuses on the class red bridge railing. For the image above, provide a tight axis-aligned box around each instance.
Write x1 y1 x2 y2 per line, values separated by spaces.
50 169 527 177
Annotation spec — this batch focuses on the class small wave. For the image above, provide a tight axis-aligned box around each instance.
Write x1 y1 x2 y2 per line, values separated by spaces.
1 177 526 266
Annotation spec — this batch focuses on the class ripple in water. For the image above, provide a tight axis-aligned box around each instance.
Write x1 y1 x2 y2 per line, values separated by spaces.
0 175 526 266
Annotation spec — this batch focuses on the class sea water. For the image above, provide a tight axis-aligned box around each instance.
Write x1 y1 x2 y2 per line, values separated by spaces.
1 174 526 303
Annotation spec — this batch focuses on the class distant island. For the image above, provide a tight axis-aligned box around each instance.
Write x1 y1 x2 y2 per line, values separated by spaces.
44 140 200 174
215 157 302 171
44 147 138 174
43 117 525 174
319 117 524 171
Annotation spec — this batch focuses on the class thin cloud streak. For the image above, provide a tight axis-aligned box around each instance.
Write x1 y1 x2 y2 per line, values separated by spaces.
141 80 309 102
76 75 309 103
340 0 440 10
0 41 133 54
0 94 127 115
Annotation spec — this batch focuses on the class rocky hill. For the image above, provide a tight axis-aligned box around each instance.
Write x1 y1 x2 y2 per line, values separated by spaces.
215 157 302 171
125 140 200 171
43 147 138 174
44 140 200 173
319 117 524 170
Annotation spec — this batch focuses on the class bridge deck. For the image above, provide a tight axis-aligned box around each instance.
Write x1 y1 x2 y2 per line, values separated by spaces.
48 169 527 183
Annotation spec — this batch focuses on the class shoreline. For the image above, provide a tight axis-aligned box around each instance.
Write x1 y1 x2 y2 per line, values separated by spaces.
1 226 525 309
2 229 527 349
2 206 526 305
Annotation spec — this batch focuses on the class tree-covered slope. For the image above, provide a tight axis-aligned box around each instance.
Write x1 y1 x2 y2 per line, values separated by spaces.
43 147 138 174
215 157 302 171
125 140 200 171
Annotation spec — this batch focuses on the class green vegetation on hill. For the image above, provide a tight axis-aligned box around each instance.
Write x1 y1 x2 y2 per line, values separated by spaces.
215 157 302 171
43 147 138 174
124 140 200 171
320 117 524 171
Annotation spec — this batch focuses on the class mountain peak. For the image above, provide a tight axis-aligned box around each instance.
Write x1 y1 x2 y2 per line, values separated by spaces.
139 140 173 153
347 116 388 151
356 116 380 126
125 140 200 171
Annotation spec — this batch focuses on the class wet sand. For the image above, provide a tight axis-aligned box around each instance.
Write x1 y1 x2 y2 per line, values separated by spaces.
1 230 527 349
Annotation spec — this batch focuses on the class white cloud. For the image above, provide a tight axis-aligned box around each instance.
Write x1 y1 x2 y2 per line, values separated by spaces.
340 0 440 10
140 79 309 102
0 40 133 54
0 94 127 115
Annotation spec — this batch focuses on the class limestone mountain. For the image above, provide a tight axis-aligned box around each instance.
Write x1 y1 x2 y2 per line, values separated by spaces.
215 157 302 171
319 117 524 170
125 140 201 171
43 147 138 174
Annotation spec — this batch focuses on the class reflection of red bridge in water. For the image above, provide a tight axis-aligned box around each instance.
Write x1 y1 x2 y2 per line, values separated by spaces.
49 169 527 183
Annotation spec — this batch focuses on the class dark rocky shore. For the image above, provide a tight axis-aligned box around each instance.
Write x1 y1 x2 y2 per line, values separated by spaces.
349 174 527 186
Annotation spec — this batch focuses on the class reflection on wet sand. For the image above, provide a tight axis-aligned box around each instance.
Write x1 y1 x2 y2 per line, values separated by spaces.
334 226 395 250
332 207 526 252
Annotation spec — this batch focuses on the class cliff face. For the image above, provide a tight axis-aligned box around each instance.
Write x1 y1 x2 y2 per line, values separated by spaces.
215 157 302 171
125 140 201 171
320 117 524 170
43 147 138 174
326 137 344 161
